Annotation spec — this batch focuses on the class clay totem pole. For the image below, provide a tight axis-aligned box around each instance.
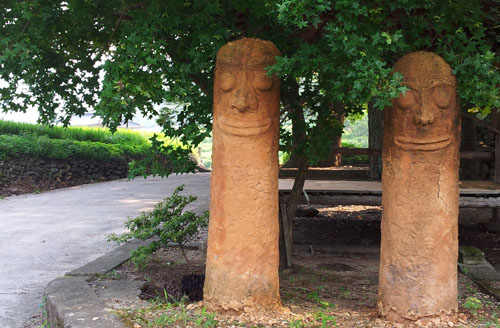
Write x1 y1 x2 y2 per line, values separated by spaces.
204 38 282 312
378 52 460 322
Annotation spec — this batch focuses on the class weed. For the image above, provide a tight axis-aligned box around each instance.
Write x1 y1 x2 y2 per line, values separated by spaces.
484 313 500 328
193 306 218 328
307 291 321 303
39 296 51 327
463 296 483 315
464 280 478 294
315 311 337 327
338 286 351 298
319 300 335 309
289 319 304 327
306 290 335 309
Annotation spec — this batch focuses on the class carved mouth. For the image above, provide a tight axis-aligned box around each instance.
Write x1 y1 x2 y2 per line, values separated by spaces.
217 117 271 137
395 137 451 151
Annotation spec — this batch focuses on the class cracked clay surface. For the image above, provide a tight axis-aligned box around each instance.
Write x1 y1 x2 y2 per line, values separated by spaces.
378 52 461 322
204 38 282 312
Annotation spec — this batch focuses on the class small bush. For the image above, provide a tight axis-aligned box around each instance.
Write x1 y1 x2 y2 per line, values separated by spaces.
108 185 209 269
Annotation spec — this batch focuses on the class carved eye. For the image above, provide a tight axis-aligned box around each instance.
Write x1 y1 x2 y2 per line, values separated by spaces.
220 72 235 92
431 86 451 109
253 72 273 91
396 89 418 110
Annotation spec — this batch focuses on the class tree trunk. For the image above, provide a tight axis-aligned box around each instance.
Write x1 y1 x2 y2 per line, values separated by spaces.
368 103 383 180
316 103 345 167
460 108 479 180
279 156 309 269
282 105 306 168
281 78 305 169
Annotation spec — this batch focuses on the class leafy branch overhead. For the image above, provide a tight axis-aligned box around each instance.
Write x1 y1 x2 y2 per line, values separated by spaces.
1 1 499 164
108 184 209 268
128 134 197 179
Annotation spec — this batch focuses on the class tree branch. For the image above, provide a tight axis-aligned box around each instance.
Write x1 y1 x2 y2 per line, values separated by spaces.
96 14 124 60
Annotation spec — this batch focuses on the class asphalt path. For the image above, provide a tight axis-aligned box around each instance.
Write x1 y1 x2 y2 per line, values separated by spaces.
0 173 210 327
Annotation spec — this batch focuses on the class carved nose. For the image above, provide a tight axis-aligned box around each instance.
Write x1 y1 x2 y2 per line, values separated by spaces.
231 89 258 113
415 110 434 125
414 98 434 126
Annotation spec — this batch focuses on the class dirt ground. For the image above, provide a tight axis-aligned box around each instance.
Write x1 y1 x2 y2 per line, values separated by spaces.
110 205 500 328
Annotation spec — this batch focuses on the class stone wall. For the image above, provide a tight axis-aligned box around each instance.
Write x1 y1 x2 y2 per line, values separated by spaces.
0 155 130 195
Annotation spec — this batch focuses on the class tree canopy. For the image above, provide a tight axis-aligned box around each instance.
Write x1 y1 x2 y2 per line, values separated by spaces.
1 0 499 165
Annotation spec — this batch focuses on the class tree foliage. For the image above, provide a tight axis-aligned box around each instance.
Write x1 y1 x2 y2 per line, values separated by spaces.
1 0 499 164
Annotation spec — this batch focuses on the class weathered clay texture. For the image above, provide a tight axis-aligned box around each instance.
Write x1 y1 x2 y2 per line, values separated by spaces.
378 52 460 322
204 38 282 312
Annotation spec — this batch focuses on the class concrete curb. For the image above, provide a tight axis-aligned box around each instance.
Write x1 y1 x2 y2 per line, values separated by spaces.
43 240 153 328
458 246 500 301
68 240 151 276
44 277 124 328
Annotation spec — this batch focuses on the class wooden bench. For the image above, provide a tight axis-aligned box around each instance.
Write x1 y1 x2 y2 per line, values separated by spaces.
278 179 500 267
279 180 500 209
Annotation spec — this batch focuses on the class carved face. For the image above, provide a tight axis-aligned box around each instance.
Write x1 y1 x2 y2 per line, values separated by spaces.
391 52 458 151
213 39 280 137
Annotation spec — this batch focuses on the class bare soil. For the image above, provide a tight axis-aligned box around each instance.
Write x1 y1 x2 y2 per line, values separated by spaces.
111 205 500 327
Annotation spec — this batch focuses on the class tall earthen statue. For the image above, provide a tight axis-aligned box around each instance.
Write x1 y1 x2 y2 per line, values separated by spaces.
378 52 460 322
204 38 282 312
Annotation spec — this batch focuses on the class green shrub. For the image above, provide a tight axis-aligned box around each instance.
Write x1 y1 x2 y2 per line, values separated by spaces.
108 185 209 269
0 134 148 161
0 120 149 146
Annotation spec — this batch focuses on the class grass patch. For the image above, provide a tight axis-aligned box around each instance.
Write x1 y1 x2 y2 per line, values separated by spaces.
0 134 148 161
0 119 149 146
119 301 219 328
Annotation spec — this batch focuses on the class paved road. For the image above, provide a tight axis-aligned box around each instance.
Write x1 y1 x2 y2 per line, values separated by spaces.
0 173 210 328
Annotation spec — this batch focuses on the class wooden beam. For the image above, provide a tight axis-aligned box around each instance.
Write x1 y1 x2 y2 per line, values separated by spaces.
462 112 500 135
329 147 493 160
460 197 500 208
280 194 382 206
280 204 292 268
460 151 493 160
330 147 381 156
493 111 500 184
280 193 500 208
